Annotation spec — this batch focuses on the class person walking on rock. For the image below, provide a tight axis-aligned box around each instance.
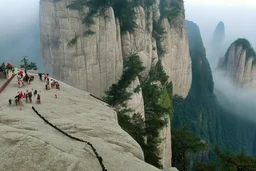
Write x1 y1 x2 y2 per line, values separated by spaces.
37 94 41 104
9 99 12 106
34 90 37 97
25 90 29 103
28 91 33 103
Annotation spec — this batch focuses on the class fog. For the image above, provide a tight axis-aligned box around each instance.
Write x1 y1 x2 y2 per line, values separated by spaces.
0 0 43 71
214 71 256 122
185 1 256 54
185 1 256 121
0 0 39 39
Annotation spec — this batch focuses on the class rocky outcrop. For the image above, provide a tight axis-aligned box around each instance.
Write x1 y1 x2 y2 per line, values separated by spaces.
161 17 192 98
0 73 160 171
208 21 226 68
217 39 256 87
212 21 225 46
40 0 192 169
40 0 191 98
40 1 123 97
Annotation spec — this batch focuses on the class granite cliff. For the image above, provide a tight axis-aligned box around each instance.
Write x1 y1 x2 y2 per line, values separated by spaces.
209 21 225 67
0 73 161 171
217 38 256 88
40 0 191 98
40 0 192 169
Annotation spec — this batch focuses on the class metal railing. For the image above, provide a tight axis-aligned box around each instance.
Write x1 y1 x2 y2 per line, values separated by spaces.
32 106 107 171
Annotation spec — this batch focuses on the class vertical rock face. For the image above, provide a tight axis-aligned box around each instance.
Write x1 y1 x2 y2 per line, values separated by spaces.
208 21 226 68
40 0 123 97
212 21 225 46
217 39 256 87
161 2 192 98
40 0 192 169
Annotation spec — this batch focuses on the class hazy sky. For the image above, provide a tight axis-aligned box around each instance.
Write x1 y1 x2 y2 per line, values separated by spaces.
0 0 39 38
185 0 256 50
185 0 256 7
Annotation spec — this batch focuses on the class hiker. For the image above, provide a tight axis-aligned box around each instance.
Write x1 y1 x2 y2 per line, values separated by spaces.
15 95 19 106
18 79 22 88
25 90 29 103
45 79 48 90
28 91 33 103
19 91 24 99
38 73 43 81
37 94 41 104
34 90 37 97
47 78 50 90
56 81 60 90
9 99 12 106
50 79 54 88
18 70 24 78
44 73 49 81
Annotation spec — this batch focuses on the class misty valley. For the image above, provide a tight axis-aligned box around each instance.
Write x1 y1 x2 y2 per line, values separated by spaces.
0 0 256 171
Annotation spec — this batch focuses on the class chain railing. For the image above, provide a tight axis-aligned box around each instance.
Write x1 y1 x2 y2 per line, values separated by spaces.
32 106 108 171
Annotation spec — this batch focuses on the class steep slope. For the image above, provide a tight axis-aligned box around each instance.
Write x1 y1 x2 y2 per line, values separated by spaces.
218 38 256 87
40 0 192 169
0 21 43 71
40 0 192 98
0 74 160 171
173 21 256 165
208 21 225 67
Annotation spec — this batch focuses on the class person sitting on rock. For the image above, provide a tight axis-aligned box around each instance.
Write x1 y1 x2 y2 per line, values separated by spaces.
37 94 41 104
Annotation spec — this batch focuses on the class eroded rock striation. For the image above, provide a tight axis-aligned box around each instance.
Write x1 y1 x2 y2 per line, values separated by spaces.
40 0 192 168
217 38 256 87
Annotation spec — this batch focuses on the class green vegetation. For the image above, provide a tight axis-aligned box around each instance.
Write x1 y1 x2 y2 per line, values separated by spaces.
172 20 256 170
223 38 256 67
20 56 38 72
84 30 96 37
104 54 145 107
141 61 173 168
172 126 256 171
172 127 208 171
67 0 138 33
160 0 182 23
67 37 78 47
104 55 173 168
214 147 256 171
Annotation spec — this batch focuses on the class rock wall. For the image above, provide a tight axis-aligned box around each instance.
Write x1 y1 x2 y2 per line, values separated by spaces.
160 5 192 98
218 42 256 87
40 0 123 97
40 0 192 169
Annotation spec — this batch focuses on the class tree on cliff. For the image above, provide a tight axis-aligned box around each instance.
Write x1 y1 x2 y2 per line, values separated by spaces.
172 127 208 171
20 56 38 72
214 147 256 171
104 55 173 168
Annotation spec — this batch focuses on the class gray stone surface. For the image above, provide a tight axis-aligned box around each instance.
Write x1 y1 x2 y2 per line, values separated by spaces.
220 43 256 87
0 73 160 171
40 0 192 168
